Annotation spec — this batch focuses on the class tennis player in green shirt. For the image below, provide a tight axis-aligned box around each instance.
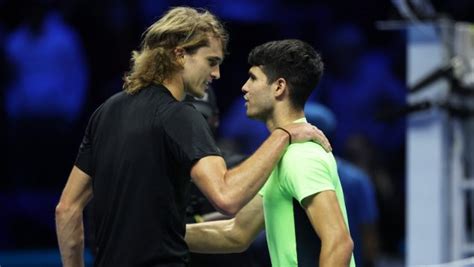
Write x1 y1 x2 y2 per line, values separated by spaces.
186 39 355 267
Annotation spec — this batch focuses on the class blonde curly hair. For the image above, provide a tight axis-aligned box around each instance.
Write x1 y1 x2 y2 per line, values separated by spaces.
123 7 228 94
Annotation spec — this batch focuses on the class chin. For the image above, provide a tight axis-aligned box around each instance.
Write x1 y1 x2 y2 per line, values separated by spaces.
246 111 259 120
245 109 253 118
195 91 205 98
187 89 204 98
247 110 268 122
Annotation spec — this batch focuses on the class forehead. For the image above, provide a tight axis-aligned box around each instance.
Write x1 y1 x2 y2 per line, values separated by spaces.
195 36 224 60
249 66 267 79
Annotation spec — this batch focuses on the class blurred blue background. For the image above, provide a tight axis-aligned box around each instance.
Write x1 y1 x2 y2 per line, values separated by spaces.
1 0 473 266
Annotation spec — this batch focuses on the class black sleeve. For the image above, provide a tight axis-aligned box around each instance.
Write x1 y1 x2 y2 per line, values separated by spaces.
75 104 103 176
162 104 221 170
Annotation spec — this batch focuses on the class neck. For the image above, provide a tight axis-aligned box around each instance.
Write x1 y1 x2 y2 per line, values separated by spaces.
266 103 305 131
162 74 185 101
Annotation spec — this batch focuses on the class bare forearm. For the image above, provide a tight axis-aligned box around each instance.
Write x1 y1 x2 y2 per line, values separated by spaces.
192 123 328 216
221 130 288 212
55 205 85 267
186 219 247 253
319 239 353 267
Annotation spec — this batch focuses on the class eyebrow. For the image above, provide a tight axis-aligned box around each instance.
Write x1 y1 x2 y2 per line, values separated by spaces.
248 71 256 79
207 56 223 64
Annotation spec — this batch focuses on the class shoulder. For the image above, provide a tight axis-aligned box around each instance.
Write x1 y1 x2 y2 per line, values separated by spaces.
95 91 127 113
104 91 128 104
280 142 337 181
283 141 334 166
162 100 202 123
138 85 199 120
279 142 338 201
84 92 126 130
158 98 209 135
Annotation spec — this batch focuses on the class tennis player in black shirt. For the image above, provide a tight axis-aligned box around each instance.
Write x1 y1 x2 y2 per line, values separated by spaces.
55 6 331 267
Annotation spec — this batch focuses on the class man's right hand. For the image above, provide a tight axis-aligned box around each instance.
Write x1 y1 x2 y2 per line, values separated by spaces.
280 123 332 152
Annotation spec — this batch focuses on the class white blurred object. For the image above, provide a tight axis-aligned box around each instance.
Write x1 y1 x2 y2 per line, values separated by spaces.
407 21 474 266
414 256 474 267
454 23 474 89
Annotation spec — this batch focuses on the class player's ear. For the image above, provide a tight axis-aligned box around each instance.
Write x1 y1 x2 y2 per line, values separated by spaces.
274 78 287 99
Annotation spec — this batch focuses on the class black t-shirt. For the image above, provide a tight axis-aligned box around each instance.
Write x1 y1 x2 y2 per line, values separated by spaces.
75 85 221 267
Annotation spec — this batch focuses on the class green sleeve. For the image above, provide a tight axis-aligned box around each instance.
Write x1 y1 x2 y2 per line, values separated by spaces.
280 143 336 204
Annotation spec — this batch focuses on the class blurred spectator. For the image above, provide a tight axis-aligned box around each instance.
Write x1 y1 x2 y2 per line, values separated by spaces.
312 23 405 254
4 0 88 234
313 24 405 156
62 0 141 108
2 0 88 249
5 1 88 125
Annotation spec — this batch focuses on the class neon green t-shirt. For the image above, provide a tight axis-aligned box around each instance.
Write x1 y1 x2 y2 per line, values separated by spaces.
259 118 356 267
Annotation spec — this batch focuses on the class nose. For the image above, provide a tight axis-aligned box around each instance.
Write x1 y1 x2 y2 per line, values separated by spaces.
241 79 249 94
211 65 220 80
